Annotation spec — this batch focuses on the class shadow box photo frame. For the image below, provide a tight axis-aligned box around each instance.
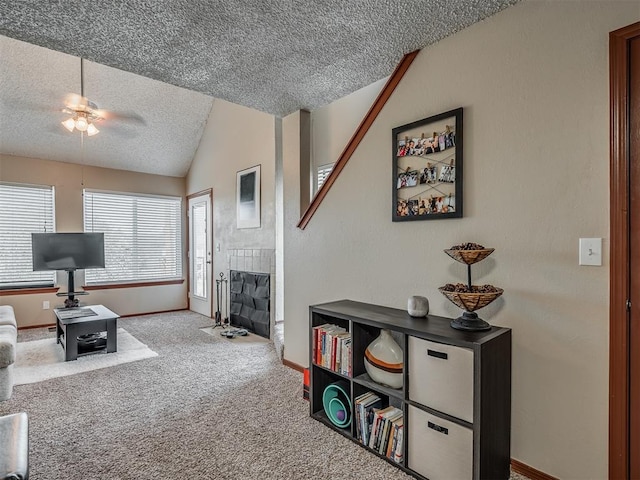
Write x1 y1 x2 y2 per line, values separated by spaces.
392 107 463 222
236 164 261 229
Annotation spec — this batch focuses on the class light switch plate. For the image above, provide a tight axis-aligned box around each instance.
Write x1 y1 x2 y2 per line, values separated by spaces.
579 238 602 266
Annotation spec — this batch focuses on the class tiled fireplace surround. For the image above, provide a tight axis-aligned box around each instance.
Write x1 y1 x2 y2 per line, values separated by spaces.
228 248 275 275
227 248 276 339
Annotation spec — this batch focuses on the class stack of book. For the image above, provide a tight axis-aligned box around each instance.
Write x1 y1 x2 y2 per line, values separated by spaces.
354 392 404 464
312 323 352 376
354 392 381 445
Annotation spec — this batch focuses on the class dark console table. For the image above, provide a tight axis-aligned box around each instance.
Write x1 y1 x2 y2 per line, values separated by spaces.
54 305 119 361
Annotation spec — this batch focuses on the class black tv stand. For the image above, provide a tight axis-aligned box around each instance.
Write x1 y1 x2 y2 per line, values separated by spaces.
55 269 89 308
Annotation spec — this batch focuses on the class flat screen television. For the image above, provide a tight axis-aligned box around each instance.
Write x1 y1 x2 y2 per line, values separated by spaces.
32 233 105 271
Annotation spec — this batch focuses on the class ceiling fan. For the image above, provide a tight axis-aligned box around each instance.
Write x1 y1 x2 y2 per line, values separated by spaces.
61 58 144 137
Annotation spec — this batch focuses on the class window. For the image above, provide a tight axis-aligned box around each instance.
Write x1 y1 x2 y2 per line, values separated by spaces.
0 182 56 288
317 163 334 190
83 190 182 285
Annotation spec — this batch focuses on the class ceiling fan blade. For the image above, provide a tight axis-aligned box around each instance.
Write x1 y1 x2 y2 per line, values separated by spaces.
99 122 141 139
98 110 146 126
64 93 87 109
3 98 61 115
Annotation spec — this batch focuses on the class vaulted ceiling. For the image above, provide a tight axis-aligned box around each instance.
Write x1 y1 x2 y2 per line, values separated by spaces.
0 1 519 177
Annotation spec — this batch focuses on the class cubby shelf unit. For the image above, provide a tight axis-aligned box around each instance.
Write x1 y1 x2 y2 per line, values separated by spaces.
309 299 512 480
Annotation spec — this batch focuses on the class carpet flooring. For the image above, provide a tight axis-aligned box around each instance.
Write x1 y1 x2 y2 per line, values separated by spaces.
1 311 529 479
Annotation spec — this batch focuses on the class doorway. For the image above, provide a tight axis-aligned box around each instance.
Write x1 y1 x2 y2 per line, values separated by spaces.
188 190 213 317
609 21 640 480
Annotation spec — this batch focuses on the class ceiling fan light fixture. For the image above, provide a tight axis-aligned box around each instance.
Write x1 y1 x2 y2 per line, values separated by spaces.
62 59 105 138
86 123 99 136
62 117 76 132
75 115 89 132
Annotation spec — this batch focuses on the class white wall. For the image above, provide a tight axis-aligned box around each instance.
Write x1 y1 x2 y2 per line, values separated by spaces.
282 1 637 478
0 154 187 325
186 99 276 314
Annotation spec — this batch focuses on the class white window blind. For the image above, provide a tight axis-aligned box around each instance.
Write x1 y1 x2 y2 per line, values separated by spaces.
317 163 334 190
0 182 56 288
83 190 182 285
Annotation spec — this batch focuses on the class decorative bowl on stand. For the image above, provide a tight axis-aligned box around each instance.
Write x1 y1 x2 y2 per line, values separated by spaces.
438 287 504 312
444 248 495 265
439 286 503 331
440 245 503 331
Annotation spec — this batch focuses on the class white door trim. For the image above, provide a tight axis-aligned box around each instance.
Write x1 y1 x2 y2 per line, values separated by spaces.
188 190 213 318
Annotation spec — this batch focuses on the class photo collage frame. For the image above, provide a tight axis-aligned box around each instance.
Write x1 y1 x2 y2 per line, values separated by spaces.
392 108 463 221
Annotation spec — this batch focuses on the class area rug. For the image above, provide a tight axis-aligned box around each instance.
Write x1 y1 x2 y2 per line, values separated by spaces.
13 327 158 385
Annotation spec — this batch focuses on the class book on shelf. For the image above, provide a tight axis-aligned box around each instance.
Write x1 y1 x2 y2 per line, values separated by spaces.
386 417 404 460
312 323 332 365
368 406 392 449
354 392 375 441
368 406 403 454
312 323 351 375
333 332 350 373
358 393 382 446
393 424 404 464
342 337 352 376
379 408 403 455
322 325 345 369
378 407 400 452
386 420 396 459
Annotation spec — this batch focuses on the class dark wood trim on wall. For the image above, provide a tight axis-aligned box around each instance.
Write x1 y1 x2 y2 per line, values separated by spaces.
0 287 57 296
297 50 420 230
83 279 184 290
18 322 56 330
120 308 186 318
510 459 558 480
609 21 640 480
282 358 305 373
187 188 213 200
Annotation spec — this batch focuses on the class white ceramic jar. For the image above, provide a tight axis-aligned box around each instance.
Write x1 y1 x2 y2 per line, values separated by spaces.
364 329 404 389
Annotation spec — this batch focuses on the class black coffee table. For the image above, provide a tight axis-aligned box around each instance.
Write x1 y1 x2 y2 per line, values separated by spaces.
54 305 119 361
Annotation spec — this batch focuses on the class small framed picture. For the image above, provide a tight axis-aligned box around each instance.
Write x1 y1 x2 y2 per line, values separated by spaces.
236 165 261 229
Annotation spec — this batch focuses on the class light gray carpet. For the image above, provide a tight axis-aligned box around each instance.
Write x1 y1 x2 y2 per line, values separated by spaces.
1 311 529 479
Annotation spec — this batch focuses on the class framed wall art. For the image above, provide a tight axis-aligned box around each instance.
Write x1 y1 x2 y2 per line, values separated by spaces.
236 164 261 229
392 107 463 221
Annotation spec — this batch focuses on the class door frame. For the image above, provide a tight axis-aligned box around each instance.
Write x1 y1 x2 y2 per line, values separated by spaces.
187 188 213 317
609 21 640 480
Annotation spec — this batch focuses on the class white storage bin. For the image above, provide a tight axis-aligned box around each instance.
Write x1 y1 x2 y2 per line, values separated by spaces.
408 405 473 480
408 336 474 423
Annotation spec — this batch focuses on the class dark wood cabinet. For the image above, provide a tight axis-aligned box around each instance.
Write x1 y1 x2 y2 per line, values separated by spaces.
309 299 511 480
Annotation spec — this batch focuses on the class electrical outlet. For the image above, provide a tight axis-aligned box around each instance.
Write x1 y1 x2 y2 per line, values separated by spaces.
43 300 50 310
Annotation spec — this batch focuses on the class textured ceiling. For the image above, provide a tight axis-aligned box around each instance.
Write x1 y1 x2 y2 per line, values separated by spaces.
0 36 214 177
0 0 519 177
